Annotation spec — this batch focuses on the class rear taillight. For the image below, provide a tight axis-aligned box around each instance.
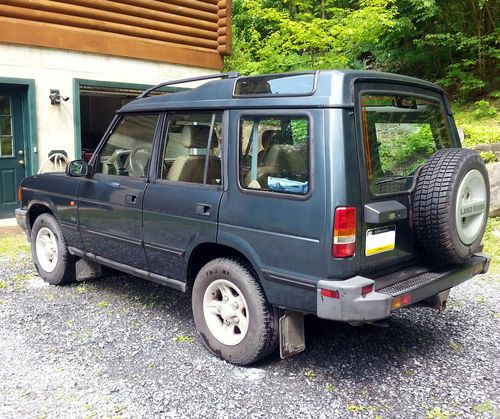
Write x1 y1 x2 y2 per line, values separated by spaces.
321 289 340 299
17 185 22 203
391 293 412 309
333 207 356 258
361 284 374 296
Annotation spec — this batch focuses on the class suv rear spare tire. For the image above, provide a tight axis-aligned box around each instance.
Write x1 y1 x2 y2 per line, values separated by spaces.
413 148 489 264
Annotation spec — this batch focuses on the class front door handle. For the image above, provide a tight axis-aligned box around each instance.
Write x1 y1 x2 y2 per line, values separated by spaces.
195 203 211 216
125 194 137 205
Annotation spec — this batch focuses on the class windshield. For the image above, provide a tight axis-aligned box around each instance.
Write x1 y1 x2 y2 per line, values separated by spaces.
361 94 452 195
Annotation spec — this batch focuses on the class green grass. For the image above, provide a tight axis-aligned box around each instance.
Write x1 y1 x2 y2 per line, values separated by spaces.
174 335 194 344
483 217 500 274
96 300 111 308
425 407 450 419
0 233 30 261
473 400 497 415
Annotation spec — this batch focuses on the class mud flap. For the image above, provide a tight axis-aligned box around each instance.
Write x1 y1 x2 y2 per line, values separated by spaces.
279 310 305 359
75 258 102 282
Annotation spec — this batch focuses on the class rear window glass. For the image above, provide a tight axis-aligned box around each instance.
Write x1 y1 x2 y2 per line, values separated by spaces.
361 94 452 195
239 115 310 195
234 73 315 96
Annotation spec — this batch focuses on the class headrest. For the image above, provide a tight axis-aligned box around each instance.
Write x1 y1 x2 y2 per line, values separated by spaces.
182 125 217 148
265 143 308 171
261 130 277 148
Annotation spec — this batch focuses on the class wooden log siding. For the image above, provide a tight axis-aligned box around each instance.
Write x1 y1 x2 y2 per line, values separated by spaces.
0 0 231 69
217 0 231 55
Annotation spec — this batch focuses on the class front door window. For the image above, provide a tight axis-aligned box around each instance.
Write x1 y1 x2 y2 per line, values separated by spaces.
99 114 159 177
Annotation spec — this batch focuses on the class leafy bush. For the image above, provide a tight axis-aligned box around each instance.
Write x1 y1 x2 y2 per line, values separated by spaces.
473 100 498 119
461 126 500 147
480 151 496 163
454 99 500 148
379 124 435 175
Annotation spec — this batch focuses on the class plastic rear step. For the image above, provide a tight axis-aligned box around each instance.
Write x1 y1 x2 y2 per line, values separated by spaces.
373 254 489 301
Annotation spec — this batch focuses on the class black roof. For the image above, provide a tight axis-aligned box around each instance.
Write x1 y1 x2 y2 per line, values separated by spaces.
120 70 444 114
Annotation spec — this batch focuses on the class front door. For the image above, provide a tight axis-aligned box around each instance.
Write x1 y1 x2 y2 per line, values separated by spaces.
78 113 160 270
0 86 25 219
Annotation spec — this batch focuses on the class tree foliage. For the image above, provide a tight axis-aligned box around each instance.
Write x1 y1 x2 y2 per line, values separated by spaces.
225 0 499 99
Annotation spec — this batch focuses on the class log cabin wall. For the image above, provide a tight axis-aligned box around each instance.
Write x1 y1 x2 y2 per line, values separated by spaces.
0 0 231 69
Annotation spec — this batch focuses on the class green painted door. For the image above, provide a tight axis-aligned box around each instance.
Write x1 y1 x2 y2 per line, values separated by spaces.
0 86 26 219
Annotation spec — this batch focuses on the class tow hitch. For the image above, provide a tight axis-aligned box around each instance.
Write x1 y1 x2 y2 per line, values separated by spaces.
422 289 450 312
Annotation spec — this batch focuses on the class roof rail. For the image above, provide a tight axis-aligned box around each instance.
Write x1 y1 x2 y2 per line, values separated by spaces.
137 72 240 99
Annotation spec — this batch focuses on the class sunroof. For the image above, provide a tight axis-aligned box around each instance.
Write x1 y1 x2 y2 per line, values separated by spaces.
233 72 316 97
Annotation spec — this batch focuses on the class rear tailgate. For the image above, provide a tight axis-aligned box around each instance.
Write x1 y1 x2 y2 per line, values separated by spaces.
353 81 458 277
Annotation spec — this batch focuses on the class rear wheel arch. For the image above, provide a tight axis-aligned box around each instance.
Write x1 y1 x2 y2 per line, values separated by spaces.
186 242 265 295
190 255 279 364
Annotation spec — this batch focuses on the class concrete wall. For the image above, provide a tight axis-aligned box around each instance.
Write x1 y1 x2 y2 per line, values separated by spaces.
0 43 215 171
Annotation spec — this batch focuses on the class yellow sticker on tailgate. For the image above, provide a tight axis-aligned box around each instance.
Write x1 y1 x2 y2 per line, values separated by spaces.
366 226 396 256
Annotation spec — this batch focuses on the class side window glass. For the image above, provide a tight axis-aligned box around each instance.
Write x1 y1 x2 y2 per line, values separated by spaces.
99 114 159 177
161 112 222 185
239 115 310 195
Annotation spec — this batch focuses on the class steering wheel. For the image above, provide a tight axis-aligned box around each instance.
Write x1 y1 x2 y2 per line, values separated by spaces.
126 145 152 177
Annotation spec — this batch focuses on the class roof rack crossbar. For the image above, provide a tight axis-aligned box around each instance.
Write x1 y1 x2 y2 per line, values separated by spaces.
137 72 240 99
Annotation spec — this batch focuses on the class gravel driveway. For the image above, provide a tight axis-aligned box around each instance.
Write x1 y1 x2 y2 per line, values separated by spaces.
0 236 499 418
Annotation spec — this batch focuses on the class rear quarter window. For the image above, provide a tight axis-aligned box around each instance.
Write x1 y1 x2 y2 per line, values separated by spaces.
239 115 310 195
361 94 452 195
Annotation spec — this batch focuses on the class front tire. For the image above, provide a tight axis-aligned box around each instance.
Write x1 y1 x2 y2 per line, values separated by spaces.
31 213 75 285
192 258 279 365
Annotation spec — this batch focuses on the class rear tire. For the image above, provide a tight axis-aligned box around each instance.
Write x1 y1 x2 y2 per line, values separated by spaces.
413 148 489 263
192 258 279 365
31 213 75 285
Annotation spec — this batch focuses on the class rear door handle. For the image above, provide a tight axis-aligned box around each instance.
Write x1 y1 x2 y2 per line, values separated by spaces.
195 203 211 216
125 194 137 205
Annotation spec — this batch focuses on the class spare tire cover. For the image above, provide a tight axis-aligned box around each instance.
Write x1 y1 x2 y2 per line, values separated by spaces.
413 148 489 264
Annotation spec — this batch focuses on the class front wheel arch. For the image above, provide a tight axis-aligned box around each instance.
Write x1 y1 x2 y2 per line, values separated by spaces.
30 213 75 285
27 203 55 236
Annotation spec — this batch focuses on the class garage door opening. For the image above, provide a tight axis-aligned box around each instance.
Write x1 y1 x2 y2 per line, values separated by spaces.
79 86 142 159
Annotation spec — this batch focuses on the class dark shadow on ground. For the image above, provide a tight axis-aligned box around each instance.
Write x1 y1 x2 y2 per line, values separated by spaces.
73 272 468 383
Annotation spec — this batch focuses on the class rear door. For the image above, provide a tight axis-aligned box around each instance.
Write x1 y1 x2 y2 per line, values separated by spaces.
218 109 326 312
142 111 224 281
354 82 456 275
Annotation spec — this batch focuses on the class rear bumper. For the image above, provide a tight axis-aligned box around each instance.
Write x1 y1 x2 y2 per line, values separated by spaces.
316 253 490 322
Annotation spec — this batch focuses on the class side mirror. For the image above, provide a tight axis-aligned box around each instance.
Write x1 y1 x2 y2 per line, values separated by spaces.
66 159 89 177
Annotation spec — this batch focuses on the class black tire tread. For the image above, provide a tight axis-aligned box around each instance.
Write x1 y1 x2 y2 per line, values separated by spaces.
193 257 279 365
413 148 487 263
31 213 75 285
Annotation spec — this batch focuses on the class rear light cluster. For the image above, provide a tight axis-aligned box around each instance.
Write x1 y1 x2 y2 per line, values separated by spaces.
320 289 340 299
361 284 373 296
391 293 411 309
320 283 374 300
333 207 356 258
